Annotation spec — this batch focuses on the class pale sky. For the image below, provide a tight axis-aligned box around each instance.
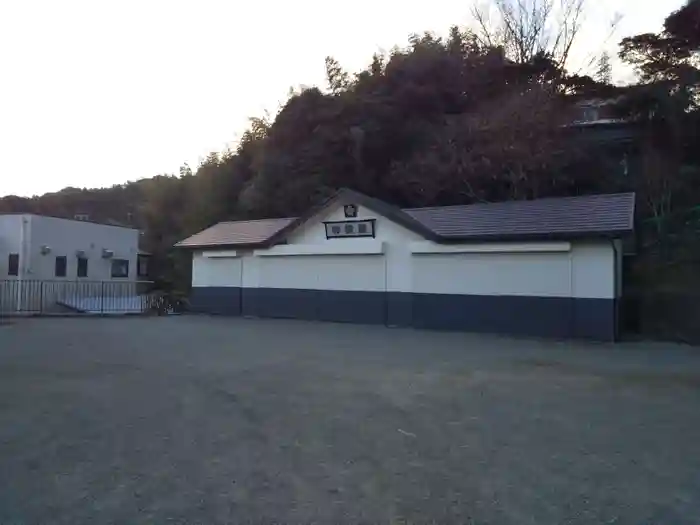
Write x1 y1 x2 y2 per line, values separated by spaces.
0 0 684 197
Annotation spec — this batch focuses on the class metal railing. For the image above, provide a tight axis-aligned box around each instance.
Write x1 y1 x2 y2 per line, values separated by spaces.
0 280 169 315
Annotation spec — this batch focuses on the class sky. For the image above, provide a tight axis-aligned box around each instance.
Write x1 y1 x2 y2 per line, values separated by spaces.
0 0 685 197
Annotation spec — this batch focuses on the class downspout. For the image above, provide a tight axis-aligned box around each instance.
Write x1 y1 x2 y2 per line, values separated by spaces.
569 246 575 338
611 238 620 342
17 215 29 312
384 243 389 327
239 252 244 315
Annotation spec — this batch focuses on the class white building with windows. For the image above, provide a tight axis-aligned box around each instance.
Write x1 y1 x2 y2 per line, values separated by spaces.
0 214 149 312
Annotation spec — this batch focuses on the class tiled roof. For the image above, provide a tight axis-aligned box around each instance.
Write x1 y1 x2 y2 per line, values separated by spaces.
175 217 295 248
175 191 635 249
404 192 635 240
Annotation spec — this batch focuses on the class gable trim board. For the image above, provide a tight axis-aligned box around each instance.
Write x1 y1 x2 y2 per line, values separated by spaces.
255 240 384 257
179 190 634 341
203 250 240 258
409 241 572 254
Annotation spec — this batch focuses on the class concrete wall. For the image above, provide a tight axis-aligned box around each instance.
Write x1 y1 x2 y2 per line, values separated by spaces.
188 203 619 340
27 215 140 281
0 215 24 277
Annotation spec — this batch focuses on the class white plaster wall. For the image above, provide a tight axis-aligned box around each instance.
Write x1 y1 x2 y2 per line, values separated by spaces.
257 255 385 291
191 203 417 293
286 204 422 292
189 201 618 301
192 253 242 287
411 240 616 299
240 251 259 288
27 215 140 281
412 251 572 297
571 241 616 299
0 215 24 277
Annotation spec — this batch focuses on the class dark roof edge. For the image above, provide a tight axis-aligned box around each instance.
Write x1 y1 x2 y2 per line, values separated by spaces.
0 212 139 230
181 229 632 251
438 229 633 244
174 242 266 250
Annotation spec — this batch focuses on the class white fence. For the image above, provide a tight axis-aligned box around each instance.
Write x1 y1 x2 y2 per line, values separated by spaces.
0 280 157 315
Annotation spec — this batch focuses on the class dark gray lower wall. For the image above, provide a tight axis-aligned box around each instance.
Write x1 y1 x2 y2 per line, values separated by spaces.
189 287 241 316
573 297 618 341
243 288 387 325
411 293 572 339
411 293 617 341
189 287 617 341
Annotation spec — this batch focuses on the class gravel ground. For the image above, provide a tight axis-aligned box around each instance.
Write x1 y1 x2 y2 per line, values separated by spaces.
1 316 699 524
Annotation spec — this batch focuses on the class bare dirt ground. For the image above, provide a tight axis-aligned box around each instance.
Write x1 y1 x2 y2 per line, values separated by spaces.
1 316 699 524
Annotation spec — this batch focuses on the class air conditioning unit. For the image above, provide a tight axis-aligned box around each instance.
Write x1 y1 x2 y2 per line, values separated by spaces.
101 249 114 259
40 245 51 255
75 250 87 258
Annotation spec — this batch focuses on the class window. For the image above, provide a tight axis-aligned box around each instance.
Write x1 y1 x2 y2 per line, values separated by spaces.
111 258 129 278
8 253 19 276
77 257 88 278
55 256 67 277
137 256 149 278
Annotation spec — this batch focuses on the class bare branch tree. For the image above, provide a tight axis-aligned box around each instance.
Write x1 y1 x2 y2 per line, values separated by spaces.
471 0 586 69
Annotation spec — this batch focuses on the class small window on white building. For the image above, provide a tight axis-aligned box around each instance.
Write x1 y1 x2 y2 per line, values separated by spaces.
8 254 19 276
137 256 149 278
111 259 129 278
55 256 67 277
77 257 88 278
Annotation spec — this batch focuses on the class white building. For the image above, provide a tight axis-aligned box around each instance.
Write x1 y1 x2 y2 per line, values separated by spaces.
176 189 635 341
0 214 148 312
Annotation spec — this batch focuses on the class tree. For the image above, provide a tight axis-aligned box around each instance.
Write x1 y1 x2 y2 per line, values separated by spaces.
615 0 700 317
470 0 585 69
664 0 700 52
619 0 699 84
387 86 581 205
325 57 350 95
595 51 613 84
